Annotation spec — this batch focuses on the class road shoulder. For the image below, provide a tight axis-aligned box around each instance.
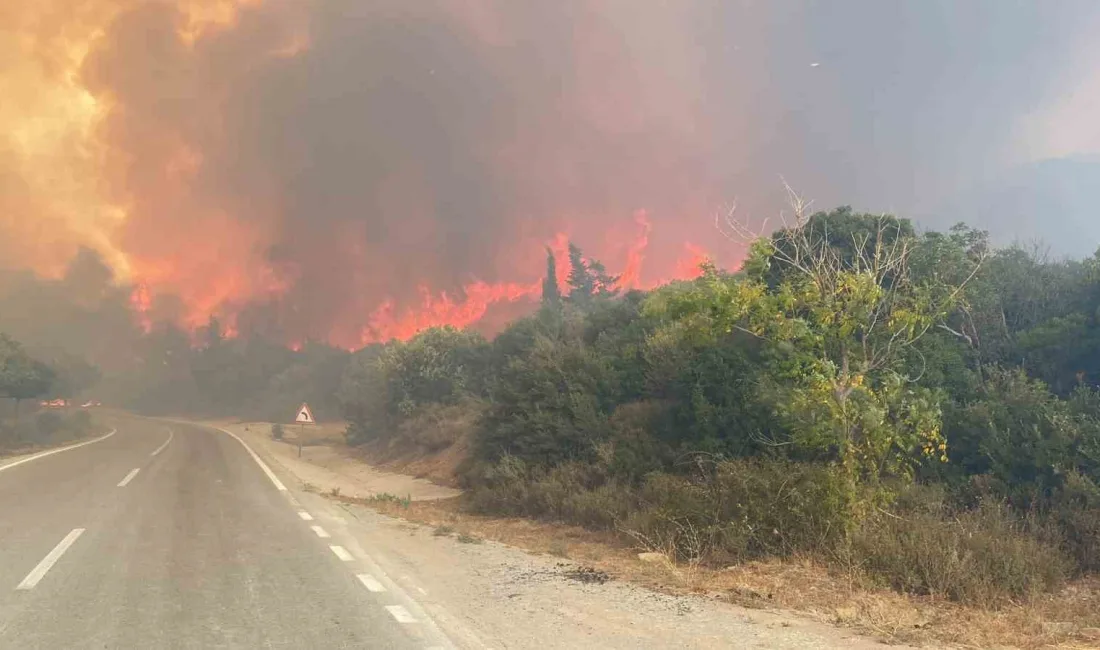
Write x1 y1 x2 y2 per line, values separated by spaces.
223 420 904 650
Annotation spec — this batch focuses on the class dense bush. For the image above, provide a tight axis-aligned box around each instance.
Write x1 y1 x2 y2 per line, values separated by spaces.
467 457 852 563
0 409 96 448
341 327 489 446
854 489 1070 604
337 211 1100 604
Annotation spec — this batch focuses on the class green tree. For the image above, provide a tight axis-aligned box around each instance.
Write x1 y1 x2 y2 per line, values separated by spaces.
0 334 56 418
674 208 983 504
945 368 1083 500
340 328 488 445
567 243 619 304
542 247 561 305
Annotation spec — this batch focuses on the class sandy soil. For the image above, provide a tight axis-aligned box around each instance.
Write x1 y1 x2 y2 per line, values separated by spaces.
224 422 460 501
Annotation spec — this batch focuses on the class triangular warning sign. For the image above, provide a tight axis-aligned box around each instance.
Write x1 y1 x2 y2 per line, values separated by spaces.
295 402 315 424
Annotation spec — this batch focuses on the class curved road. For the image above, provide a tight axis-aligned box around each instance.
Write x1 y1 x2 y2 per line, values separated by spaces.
0 417 433 649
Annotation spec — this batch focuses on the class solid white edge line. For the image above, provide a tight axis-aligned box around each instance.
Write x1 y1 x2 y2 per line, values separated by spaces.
311 525 331 538
356 573 386 593
16 528 85 590
298 511 313 521
0 429 117 475
385 605 417 624
215 427 287 491
117 467 140 487
151 428 174 456
330 545 353 561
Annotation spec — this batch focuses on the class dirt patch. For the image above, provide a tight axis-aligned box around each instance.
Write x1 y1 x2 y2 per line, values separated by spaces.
223 422 461 502
561 565 612 585
350 432 469 488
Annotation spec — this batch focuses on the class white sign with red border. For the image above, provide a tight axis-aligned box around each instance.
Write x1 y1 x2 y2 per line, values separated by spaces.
295 403 315 424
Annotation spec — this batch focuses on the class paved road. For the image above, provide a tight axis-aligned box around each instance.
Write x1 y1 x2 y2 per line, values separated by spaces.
0 417 437 649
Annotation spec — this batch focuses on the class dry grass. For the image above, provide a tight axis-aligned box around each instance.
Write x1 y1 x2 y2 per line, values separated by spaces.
342 494 1100 649
349 426 471 488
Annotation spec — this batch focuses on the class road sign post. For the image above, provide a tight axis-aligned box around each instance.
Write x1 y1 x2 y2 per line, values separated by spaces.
294 403 315 458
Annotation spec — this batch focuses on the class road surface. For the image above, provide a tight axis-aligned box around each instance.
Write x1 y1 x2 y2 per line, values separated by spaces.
0 417 443 649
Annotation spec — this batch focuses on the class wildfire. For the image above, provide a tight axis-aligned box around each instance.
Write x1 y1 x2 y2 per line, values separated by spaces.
4 1 733 352
616 211 653 291
675 243 710 279
360 280 542 344
130 283 153 333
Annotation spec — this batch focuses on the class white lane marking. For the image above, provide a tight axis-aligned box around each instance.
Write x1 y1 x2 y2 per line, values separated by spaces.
0 429 117 475
330 545 353 562
338 537 458 648
310 525 331 539
385 605 416 624
297 511 313 521
151 429 174 456
16 528 85 590
116 468 141 487
215 427 287 491
356 573 386 593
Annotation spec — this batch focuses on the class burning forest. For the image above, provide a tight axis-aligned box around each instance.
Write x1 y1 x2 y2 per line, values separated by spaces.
1 0 741 351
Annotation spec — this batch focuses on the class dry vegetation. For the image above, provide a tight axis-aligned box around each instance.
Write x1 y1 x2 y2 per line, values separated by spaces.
346 493 1100 649
314 209 1100 648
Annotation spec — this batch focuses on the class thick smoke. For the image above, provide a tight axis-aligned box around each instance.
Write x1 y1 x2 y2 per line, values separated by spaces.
4 0 1099 348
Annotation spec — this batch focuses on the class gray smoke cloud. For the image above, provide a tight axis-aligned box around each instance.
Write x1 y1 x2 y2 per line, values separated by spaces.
70 0 1100 344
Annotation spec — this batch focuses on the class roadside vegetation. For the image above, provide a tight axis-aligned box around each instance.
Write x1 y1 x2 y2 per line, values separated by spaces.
337 205 1100 613
0 334 99 449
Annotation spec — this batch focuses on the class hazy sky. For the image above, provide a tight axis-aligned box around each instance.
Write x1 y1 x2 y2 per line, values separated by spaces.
2 0 1099 344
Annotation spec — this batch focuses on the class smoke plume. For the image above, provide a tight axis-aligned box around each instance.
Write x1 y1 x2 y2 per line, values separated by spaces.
2 0 1098 348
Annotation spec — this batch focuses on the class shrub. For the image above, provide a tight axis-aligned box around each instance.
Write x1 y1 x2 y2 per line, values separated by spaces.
853 487 1070 604
1044 472 1100 574
69 409 93 435
465 456 631 529
271 423 284 440
395 400 484 453
466 456 852 564
623 459 851 563
34 410 64 438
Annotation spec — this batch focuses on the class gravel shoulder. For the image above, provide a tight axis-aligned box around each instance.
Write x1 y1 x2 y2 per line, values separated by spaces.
225 422 459 501
227 421 908 649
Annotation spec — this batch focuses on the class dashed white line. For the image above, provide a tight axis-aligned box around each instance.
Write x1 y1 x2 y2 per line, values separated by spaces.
297 511 314 521
16 528 85 590
385 605 416 624
330 545 354 562
117 468 141 487
151 429 174 456
216 427 286 491
311 525 331 539
356 573 386 593
0 429 116 475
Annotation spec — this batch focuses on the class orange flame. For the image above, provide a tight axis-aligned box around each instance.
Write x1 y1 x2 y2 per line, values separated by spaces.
674 243 710 279
130 283 153 333
616 211 652 290
360 280 541 344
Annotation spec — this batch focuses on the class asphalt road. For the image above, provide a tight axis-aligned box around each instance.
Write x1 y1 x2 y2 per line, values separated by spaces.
0 418 436 649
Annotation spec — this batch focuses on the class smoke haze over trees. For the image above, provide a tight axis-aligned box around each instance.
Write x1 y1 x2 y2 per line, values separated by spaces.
5 1 1100 346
